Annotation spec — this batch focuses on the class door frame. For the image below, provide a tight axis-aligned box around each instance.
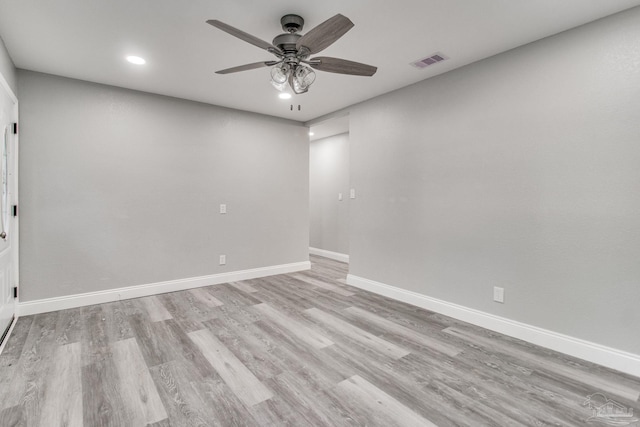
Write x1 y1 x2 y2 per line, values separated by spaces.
0 70 18 353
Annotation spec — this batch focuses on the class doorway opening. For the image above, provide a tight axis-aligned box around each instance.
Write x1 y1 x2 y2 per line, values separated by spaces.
308 114 350 264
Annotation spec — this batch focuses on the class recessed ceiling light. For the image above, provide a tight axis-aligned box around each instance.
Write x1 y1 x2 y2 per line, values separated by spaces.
308 132 314 136
126 55 146 65
278 93 292 100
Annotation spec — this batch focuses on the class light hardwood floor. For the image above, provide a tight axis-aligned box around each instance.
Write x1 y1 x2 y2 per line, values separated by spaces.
0 255 638 426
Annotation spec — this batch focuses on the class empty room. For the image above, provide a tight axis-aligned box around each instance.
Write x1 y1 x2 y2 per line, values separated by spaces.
1 1 639 426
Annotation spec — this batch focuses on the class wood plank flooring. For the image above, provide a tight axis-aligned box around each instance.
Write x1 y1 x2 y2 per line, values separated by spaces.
1 255 639 426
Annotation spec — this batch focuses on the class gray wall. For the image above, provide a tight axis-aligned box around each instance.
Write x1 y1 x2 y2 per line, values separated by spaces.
309 132 349 255
348 7 640 355
18 71 309 302
0 36 16 96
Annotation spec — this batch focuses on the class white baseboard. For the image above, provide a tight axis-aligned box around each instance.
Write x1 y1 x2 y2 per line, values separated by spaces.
346 274 640 378
18 261 311 316
309 247 349 263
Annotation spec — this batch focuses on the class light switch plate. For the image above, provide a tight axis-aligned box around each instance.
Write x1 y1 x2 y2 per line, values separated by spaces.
220 204 226 214
350 189 356 199
338 193 343 201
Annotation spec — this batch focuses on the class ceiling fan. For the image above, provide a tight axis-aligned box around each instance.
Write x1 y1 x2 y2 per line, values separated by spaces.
206 14 377 95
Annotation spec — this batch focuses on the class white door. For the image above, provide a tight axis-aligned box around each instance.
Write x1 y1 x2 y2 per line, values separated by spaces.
0 77 18 345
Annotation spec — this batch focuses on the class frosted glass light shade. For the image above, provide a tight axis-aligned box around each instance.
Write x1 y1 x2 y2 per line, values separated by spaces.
270 80 287 91
271 65 289 84
270 64 290 92
292 65 316 94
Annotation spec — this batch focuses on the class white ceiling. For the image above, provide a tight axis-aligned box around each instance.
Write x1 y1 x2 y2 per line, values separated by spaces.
1 1 639 122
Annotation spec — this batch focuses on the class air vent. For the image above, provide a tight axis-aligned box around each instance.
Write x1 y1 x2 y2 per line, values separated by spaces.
410 53 448 69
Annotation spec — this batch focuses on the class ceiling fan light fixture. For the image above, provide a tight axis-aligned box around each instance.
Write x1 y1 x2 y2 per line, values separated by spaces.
292 65 316 94
270 79 287 92
270 64 289 84
270 63 291 91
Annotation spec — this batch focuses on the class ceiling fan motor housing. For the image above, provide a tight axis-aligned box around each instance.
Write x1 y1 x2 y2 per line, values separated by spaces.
272 33 301 53
280 14 304 33
273 14 305 53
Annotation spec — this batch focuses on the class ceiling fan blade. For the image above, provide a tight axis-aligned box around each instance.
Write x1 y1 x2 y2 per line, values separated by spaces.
207 20 281 54
215 61 275 74
296 14 354 55
309 57 377 76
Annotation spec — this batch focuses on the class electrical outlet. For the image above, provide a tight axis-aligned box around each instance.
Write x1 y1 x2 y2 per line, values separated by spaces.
493 286 505 303
220 204 226 214
219 254 226 265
